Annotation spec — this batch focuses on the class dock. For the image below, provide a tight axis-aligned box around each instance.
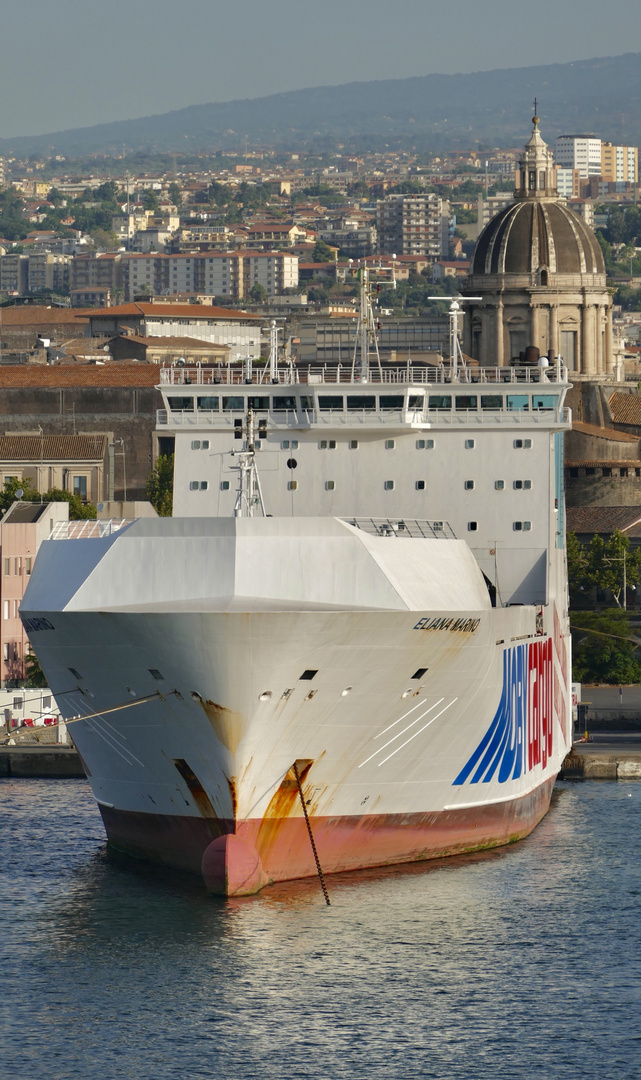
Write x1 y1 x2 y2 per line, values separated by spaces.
561 733 641 780
0 745 85 778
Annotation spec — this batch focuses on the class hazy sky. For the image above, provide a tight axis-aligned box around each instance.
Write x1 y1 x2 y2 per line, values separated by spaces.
2 0 641 138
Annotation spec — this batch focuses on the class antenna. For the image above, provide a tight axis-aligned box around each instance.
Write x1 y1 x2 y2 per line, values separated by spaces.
351 266 382 383
427 295 482 378
229 405 267 518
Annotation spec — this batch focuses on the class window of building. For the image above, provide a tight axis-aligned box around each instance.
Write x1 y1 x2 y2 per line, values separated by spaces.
416 439 435 449
349 440 359 449
25 558 32 576
202 440 210 450
384 480 395 490
465 439 475 449
318 395 344 411
325 481 335 490
385 439 395 450
513 480 532 490
191 440 201 449
468 522 478 531
513 521 532 531
3 559 9 575
73 476 87 500
514 439 533 449
199 481 208 490
220 481 230 491
319 440 336 449
287 480 298 491
464 480 475 490
189 481 199 490
380 394 404 410
13 696 23 710
482 395 503 410
3 600 9 620
495 480 505 490
428 395 452 410
3 644 8 662
416 480 426 491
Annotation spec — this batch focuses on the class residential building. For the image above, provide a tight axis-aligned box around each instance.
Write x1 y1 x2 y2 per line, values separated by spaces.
601 143 638 185
0 253 29 296
70 253 125 295
556 168 581 199
122 252 298 302
0 500 69 685
376 193 450 258
555 135 603 178
477 194 514 229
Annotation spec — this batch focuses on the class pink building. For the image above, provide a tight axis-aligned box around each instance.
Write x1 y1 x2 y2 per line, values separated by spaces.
0 501 69 685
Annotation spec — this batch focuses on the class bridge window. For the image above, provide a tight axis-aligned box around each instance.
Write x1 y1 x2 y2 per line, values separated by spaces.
428 395 452 410
481 395 503 410
197 396 219 410
346 395 375 410
168 396 194 412
318 395 344 411
380 395 404 410
456 395 477 411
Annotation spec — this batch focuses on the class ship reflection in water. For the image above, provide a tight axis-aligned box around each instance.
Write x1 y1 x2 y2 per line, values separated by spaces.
2 778 640 1079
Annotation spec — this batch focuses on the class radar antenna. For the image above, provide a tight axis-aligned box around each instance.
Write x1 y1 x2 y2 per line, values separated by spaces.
428 294 482 379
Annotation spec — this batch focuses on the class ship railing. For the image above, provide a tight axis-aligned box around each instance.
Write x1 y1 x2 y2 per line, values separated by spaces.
157 405 571 429
346 518 456 540
159 363 569 388
49 519 133 540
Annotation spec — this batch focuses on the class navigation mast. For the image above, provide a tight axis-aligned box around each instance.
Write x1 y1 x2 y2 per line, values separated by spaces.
428 295 482 378
230 406 266 518
351 266 383 382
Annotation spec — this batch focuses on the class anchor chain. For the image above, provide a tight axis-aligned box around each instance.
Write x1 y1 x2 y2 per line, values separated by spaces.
293 762 331 906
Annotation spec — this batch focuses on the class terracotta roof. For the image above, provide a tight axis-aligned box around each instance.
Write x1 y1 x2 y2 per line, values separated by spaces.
0 434 108 462
79 303 259 320
566 506 641 534
0 363 161 388
0 306 89 326
572 420 639 443
609 392 641 425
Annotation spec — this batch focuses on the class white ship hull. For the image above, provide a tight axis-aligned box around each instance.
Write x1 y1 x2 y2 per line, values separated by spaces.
22 517 571 894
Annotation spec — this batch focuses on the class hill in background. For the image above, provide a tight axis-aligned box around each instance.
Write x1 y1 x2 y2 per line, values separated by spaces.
1 53 640 158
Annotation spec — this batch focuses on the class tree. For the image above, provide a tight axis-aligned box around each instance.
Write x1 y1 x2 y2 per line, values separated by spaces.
23 649 47 688
583 529 641 607
168 182 182 208
249 283 267 303
146 454 173 516
0 477 39 514
571 609 641 684
312 240 336 263
143 189 160 212
42 488 97 520
566 529 589 598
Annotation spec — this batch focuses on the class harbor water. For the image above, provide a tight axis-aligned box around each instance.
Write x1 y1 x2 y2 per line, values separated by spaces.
1 778 641 1079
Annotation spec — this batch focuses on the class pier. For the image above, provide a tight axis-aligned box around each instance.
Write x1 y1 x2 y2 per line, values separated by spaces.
0 745 84 779
561 734 641 780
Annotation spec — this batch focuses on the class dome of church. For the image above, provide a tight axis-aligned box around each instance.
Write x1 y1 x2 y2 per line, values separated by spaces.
471 199 605 276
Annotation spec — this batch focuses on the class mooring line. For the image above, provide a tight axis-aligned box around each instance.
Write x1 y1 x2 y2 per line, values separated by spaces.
293 762 331 906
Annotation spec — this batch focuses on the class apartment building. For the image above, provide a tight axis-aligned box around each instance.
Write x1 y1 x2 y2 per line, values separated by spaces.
70 252 124 294
123 251 298 301
601 143 638 185
0 254 29 296
555 135 603 178
376 193 450 258
556 168 582 199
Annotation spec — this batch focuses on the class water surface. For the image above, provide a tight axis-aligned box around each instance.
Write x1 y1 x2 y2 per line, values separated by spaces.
1 778 640 1079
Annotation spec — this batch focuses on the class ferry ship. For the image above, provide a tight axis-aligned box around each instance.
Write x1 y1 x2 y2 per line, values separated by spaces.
21 292 572 896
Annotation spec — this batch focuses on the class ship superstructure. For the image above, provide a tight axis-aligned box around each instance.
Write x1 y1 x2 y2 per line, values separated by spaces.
21 295 572 896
